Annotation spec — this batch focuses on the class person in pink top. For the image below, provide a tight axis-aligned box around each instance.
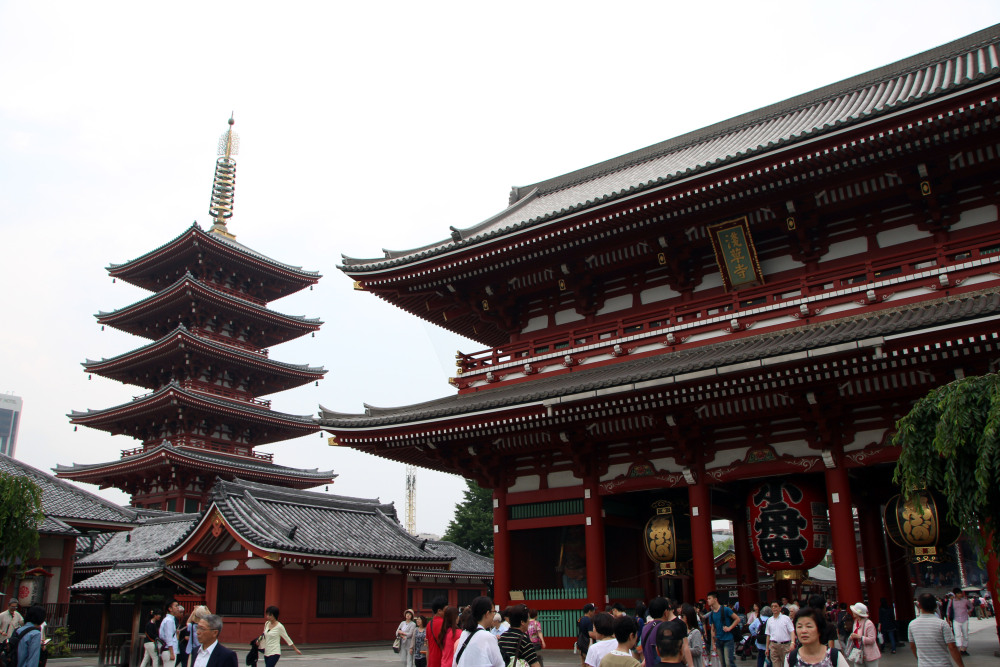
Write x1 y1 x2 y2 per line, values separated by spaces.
947 589 973 655
847 603 881 667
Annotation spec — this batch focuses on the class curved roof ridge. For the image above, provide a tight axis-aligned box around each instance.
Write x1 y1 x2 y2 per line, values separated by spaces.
82 325 327 375
97 274 323 326
108 222 320 279
226 477 387 511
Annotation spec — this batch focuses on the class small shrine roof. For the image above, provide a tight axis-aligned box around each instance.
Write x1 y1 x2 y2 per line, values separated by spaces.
54 440 335 483
76 513 200 567
418 540 493 577
340 25 1000 272
320 288 1000 428
108 222 320 281
0 454 136 530
70 562 204 594
166 477 454 565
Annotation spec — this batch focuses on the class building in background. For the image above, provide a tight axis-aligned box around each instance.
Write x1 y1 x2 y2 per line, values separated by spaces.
0 393 22 457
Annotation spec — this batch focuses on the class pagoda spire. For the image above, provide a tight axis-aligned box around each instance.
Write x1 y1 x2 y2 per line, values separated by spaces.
208 114 239 239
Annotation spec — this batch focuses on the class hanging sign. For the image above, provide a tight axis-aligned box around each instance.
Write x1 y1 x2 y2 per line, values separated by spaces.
707 216 764 291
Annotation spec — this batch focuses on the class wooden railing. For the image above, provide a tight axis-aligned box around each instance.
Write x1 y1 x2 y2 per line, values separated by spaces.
122 439 273 463
188 327 269 356
455 232 1000 377
179 380 271 408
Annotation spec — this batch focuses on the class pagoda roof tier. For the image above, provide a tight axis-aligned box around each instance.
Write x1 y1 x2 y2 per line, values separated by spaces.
108 223 320 300
321 287 1000 440
341 26 1000 275
96 273 322 347
83 325 327 393
163 477 454 567
54 440 335 489
69 381 318 446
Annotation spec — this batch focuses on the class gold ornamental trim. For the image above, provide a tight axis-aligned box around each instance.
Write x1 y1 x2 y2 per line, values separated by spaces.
772 569 807 581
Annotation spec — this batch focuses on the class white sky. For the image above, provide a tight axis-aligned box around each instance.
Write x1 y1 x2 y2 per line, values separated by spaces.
2 1 999 536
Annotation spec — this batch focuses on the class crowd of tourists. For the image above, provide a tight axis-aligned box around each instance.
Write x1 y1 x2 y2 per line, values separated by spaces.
405 589 980 667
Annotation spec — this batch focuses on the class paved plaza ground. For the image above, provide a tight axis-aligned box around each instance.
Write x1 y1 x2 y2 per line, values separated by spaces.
51 618 1000 667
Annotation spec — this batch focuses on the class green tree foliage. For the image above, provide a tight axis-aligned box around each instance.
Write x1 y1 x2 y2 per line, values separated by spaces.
442 480 494 557
713 537 734 558
0 471 44 586
892 373 1000 556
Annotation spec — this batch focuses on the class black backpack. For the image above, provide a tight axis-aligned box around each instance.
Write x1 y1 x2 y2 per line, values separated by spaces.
1 626 46 667
836 611 851 637
755 618 768 645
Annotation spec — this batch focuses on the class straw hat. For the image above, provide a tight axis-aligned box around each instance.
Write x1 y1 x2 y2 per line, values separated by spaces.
850 602 869 618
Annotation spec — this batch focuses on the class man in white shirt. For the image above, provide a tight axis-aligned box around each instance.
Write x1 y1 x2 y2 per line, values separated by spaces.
0 599 24 642
159 601 182 667
764 603 794 667
585 613 617 667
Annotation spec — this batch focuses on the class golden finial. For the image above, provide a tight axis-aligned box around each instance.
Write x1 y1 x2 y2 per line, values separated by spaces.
209 114 239 239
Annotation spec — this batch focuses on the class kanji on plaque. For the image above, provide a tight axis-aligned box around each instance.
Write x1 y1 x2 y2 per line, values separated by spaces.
707 216 764 290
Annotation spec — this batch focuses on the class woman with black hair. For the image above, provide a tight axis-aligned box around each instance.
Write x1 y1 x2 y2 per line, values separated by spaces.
498 604 541 667
260 606 302 667
785 607 849 667
453 596 503 667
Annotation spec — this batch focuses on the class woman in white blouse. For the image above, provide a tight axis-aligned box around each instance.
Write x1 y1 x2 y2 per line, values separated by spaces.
260 606 302 667
398 609 417 667
453 596 504 667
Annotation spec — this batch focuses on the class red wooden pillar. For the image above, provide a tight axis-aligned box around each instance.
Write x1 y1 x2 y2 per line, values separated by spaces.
980 529 1000 643
824 464 863 605
857 499 892 608
493 489 511 608
584 478 607 606
688 475 716 601
732 512 757 609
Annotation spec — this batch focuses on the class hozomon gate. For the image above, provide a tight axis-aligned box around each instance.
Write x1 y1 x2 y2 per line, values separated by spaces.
321 26 1000 645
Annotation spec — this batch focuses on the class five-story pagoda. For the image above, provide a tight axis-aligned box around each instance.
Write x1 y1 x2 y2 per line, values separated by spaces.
57 119 334 512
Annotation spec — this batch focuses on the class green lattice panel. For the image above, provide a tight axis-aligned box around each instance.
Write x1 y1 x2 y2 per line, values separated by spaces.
509 499 584 520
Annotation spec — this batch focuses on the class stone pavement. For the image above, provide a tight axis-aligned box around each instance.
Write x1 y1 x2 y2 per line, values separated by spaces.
48 618 1000 667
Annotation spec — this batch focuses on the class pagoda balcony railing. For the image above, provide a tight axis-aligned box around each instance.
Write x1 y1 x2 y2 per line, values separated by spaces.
189 328 270 357
122 438 274 462
455 231 1000 376
179 379 272 408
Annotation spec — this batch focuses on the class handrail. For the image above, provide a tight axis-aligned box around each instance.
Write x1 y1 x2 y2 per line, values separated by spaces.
122 438 273 462
179 379 271 408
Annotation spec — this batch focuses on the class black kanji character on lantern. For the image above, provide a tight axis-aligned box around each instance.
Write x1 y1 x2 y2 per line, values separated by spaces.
753 482 808 565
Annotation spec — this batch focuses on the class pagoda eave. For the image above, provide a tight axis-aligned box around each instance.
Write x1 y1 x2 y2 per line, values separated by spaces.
108 224 320 298
82 327 326 392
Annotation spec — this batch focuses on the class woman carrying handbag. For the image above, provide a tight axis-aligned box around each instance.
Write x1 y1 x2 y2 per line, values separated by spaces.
846 604 880 667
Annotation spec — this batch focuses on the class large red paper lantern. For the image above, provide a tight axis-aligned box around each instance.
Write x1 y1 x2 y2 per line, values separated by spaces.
747 479 830 581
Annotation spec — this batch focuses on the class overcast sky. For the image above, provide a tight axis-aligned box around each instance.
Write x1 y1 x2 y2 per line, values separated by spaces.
2 2 999 536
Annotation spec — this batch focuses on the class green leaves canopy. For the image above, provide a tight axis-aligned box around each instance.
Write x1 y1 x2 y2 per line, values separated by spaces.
0 471 44 586
442 480 494 557
892 373 1000 555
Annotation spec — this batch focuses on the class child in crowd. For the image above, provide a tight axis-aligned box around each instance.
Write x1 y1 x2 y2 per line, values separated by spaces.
600 615 640 667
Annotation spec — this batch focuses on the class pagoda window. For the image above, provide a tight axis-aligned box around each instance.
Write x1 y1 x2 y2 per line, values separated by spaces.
217 575 266 617
165 499 177 512
184 498 199 513
873 266 902 279
316 576 372 618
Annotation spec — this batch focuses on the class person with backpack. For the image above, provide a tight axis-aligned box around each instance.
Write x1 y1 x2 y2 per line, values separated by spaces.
785 608 848 667
11 605 45 667
706 592 741 667
748 605 770 667
577 604 597 666
834 604 851 653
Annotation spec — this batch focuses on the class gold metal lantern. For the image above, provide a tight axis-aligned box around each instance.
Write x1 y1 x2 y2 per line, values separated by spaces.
644 500 692 575
883 489 960 563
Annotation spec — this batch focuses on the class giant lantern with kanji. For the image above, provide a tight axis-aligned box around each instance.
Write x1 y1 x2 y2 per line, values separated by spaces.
883 489 960 563
644 500 692 576
747 479 830 581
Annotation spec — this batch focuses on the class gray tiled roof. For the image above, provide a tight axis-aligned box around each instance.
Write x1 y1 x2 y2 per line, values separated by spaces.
76 514 200 567
54 440 335 481
341 25 1000 271
70 563 204 594
320 288 1000 427
183 478 455 564
419 541 493 576
0 454 136 527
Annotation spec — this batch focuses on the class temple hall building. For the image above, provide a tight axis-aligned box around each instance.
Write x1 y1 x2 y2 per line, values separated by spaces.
321 25 1000 645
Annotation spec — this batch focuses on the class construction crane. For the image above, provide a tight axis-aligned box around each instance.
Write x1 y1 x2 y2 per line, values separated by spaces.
405 466 417 535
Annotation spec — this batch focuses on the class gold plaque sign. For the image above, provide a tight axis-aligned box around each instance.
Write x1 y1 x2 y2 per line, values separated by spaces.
707 216 764 291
